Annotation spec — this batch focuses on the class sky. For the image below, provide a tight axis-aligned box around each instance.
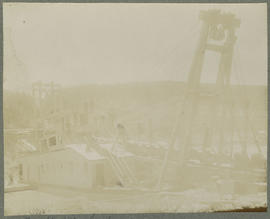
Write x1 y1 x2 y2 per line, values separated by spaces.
3 3 268 89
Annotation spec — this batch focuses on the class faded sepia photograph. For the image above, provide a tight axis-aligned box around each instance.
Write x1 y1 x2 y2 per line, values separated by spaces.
3 2 267 215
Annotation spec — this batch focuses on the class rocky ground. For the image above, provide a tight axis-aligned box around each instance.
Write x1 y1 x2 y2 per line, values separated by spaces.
4 185 267 215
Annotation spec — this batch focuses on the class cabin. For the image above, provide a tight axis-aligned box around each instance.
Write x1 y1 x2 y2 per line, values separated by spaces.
17 144 123 190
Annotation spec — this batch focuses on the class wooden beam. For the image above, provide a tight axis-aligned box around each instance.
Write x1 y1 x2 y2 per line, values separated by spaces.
206 43 224 52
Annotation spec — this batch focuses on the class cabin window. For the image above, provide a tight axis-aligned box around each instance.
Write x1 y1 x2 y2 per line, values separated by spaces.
49 136 57 146
58 136 62 145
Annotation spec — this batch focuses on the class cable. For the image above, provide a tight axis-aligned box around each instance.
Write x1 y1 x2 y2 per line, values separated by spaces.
231 45 263 154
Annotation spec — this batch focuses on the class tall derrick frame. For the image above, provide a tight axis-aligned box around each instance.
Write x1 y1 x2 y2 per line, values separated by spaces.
157 10 242 188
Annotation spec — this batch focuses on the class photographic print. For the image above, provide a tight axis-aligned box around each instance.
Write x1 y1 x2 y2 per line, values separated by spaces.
3 2 267 215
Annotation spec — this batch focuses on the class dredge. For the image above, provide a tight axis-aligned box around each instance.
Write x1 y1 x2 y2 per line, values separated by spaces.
5 10 266 198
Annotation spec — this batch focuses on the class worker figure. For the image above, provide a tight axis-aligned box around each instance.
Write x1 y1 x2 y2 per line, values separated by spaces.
116 123 127 145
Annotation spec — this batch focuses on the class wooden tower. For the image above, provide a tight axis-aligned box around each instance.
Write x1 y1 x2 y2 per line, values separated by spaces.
157 9 241 188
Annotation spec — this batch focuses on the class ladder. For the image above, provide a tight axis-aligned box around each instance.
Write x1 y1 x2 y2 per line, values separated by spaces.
83 134 138 188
